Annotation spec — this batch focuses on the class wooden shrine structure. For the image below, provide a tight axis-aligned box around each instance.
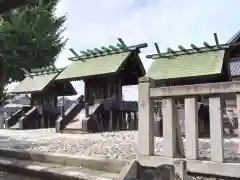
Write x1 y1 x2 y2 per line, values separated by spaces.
144 33 240 138
6 66 76 129
56 39 147 133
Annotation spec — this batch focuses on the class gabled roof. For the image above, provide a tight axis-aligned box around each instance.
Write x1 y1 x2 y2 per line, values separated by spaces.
227 30 240 44
10 70 77 96
56 51 146 81
147 48 225 80
11 72 58 94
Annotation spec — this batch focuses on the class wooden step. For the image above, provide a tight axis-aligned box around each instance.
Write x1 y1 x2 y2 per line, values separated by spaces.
65 120 82 129
61 129 85 134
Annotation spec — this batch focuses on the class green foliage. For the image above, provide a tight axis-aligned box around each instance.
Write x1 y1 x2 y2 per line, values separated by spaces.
0 0 67 85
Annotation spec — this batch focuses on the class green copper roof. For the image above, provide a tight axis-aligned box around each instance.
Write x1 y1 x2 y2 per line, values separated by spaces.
11 73 58 94
56 52 131 80
147 50 225 80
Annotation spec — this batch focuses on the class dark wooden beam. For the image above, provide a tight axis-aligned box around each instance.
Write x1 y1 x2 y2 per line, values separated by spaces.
167 47 176 55
190 44 201 52
128 43 148 50
69 43 148 61
203 42 212 49
146 41 240 59
20 68 34 79
214 33 220 46
178 45 189 54
118 38 127 48
69 48 79 57
154 43 161 56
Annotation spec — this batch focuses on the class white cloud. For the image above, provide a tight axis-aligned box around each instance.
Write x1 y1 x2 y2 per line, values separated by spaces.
8 0 240 100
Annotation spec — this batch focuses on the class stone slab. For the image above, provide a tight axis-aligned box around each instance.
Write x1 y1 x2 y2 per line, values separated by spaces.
0 148 126 174
0 156 118 180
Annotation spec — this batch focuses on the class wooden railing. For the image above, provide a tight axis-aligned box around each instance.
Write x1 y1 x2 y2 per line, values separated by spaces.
19 107 40 129
56 99 85 132
137 77 240 179
5 107 31 128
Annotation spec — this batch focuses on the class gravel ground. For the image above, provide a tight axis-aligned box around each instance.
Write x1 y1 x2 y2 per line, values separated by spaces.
0 128 239 162
0 128 238 179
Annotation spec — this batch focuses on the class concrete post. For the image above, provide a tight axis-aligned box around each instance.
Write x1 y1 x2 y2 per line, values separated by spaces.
209 95 224 162
185 97 198 160
236 93 240 155
236 93 240 137
174 160 187 180
137 77 154 156
162 98 177 158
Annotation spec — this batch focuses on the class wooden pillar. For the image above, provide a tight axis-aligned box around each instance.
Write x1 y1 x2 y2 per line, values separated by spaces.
0 109 4 129
121 112 126 130
41 105 44 129
137 77 154 156
134 112 137 130
185 97 198 160
109 110 113 131
117 79 122 100
84 80 87 102
130 112 135 130
60 106 65 117
127 112 131 129
116 112 120 130
107 80 111 98
85 103 89 117
209 95 224 162
48 116 51 128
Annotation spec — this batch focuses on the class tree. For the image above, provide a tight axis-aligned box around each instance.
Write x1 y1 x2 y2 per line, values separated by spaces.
0 0 67 105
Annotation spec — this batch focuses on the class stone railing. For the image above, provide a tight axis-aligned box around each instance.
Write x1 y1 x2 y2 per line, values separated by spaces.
137 77 240 179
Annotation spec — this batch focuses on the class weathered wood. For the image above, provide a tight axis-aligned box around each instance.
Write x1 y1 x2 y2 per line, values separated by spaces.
209 96 224 162
214 33 219 46
138 77 154 155
154 43 161 56
185 97 198 160
121 112 126 130
109 110 113 130
85 103 89 117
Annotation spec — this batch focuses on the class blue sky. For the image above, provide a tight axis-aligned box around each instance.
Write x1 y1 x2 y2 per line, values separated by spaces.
8 0 240 100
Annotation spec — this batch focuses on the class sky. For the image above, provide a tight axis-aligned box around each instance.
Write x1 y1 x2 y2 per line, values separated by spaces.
8 0 240 100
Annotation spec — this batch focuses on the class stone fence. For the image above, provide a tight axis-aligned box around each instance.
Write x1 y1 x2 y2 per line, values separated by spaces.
137 77 240 179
